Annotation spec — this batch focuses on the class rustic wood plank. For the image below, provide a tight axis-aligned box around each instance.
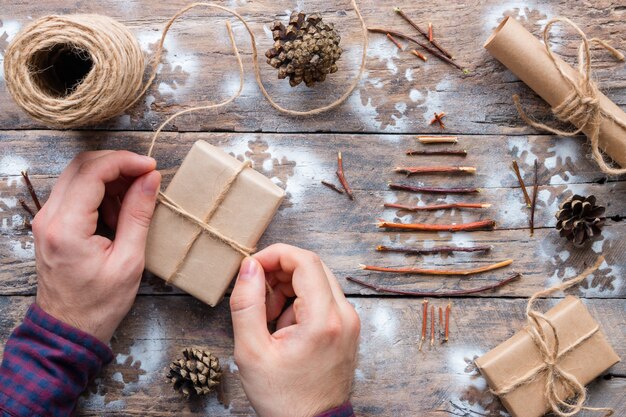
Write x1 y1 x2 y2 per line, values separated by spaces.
1 0 624 133
0 296 624 416
1 131 624 297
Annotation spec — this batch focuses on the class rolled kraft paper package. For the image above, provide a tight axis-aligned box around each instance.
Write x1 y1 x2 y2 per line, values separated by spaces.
484 16 626 168
145 141 285 306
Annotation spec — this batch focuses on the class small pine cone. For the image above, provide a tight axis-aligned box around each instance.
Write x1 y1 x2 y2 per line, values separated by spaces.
167 348 222 398
265 11 342 87
555 195 605 246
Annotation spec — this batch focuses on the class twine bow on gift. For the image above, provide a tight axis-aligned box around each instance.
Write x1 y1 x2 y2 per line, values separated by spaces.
492 256 614 417
513 17 626 176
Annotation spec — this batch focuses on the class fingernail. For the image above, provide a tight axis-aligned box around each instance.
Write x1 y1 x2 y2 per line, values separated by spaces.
238 257 258 280
142 171 160 197
141 155 156 165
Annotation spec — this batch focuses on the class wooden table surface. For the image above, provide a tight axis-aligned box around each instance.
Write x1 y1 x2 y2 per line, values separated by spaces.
1 1 625 416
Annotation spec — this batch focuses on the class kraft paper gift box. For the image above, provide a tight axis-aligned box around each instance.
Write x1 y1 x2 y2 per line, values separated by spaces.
475 296 620 417
145 140 285 306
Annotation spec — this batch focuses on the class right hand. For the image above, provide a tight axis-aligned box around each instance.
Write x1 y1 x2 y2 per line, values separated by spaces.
230 244 360 417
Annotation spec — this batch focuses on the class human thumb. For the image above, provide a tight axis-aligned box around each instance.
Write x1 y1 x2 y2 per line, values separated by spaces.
113 170 161 257
230 257 271 349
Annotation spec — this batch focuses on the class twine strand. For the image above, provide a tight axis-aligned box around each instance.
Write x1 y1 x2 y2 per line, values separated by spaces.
513 17 626 176
492 256 613 417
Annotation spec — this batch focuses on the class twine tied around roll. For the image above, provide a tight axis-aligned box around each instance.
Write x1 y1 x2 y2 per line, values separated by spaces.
513 17 626 176
3 1 368 129
491 256 613 417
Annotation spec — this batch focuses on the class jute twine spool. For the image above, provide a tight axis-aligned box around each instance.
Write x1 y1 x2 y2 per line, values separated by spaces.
3 1 367 129
3 14 145 128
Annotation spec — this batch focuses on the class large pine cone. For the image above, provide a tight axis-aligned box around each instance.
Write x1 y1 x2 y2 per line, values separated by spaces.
265 11 342 87
555 195 605 246
167 348 222 397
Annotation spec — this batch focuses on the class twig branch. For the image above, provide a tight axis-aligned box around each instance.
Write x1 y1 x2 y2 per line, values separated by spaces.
377 219 496 232
386 33 403 50
389 184 480 194
336 152 354 200
395 166 476 175
21 171 41 210
511 160 531 207
406 149 467 156
384 203 490 211
346 273 522 296
393 7 454 59
377 245 492 255
418 136 457 144
530 159 539 236
321 180 344 194
360 259 512 275
19 199 36 218
419 299 428 351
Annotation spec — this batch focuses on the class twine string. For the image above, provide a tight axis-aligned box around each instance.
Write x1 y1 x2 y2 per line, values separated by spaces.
491 256 613 417
512 17 626 176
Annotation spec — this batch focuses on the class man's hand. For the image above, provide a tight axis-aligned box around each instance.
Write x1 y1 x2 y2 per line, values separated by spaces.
230 244 360 417
33 150 161 343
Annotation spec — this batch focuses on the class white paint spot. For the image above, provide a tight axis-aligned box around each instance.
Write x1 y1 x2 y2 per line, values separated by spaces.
0 20 22 79
405 68 413 81
10 240 34 259
0 155 30 177
367 36 399 75
409 89 422 102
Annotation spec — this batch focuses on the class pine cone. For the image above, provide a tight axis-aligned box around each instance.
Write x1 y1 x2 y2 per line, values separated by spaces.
555 195 605 246
167 348 222 397
265 11 342 87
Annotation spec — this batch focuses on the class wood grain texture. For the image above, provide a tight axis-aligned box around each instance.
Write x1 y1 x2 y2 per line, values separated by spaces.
1 131 624 298
0 0 624 133
0 296 623 417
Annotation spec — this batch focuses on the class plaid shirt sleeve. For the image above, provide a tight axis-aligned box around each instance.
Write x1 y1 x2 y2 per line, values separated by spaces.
0 303 114 417
315 402 355 417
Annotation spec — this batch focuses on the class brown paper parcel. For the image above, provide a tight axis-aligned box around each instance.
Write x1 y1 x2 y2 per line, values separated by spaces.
145 140 285 306
484 16 626 168
475 296 619 417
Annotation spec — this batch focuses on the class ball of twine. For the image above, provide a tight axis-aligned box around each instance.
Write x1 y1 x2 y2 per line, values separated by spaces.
3 14 145 128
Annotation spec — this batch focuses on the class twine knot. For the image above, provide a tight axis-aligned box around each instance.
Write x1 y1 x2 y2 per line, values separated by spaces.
491 256 614 417
513 17 626 176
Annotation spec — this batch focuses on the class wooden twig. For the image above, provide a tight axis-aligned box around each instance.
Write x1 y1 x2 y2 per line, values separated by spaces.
377 219 496 232
429 112 446 124
393 7 454 59
19 199 36 218
376 245 492 255
419 299 428 351
444 303 451 343
336 152 354 200
433 112 446 129
417 136 458 144
511 161 531 207
395 166 476 175
530 159 539 236
430 304 435 348
438 306 444 342
321 180 344 194
411 49 427 61
389 183 480 194
21 171 41 210
386 33 403 50
406 149 466 156
347 273 522 297
384 202 491 211
428 22 433 42
359 259 512 275
368 28 463 70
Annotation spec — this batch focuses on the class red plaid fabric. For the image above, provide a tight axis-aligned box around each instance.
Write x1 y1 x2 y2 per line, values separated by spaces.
0 304 113 417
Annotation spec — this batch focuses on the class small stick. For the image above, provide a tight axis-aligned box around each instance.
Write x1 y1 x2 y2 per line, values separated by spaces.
429 111 446 125
347 273 522 297
395 166 476 175
430 304 435 348
428 22 433 42
419 299 428 351
336 152 354 200
21 171 41 210
444 303 451 343
360 259 512 275
530 159 539 236
384 202 491 211
19 199 36 218
386 33 403 50
393 8 454 59
406 149 467 156
368 28 462 70
438 306 444 341
511 161 531 207
377 219 495 232
433 112 446 129
376 245 492 255
321 180 344 194
411 49 428 62
418 136 457 144
389 183 480 194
